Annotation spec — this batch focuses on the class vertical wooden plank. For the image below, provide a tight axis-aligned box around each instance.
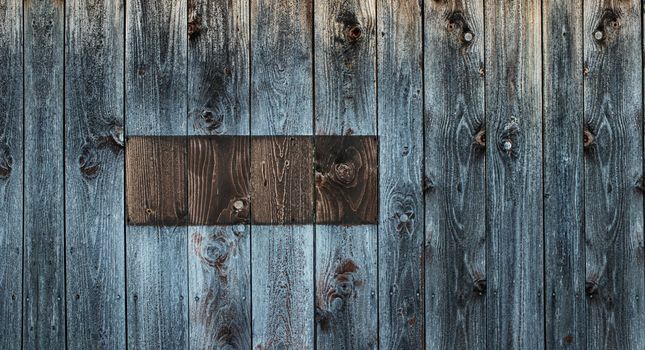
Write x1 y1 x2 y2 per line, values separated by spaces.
543 0 585 348
125 0 188 347
313 1 377 347
424 1 486 349
23 0 65 347
250 0 314 348
0 0 22 348
485 0 543 348
187 0 251 345
65 0 126 347
377 0 424 348
584 1 644 349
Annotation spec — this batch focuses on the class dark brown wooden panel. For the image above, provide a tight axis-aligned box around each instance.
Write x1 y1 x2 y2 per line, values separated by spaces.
126 136 187 225
250 136 314 225
315 135 378 224
188 136 250 225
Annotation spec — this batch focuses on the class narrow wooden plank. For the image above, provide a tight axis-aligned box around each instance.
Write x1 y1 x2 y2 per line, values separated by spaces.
23 0 65 347
584 1 644 349
0 0 22 347
315 136 378 225
313 2 377 347
485 1 544 348
424 1 486 349
250 0 314 347
250 136 313 225
377 0 424 348
64 0 126 347
125 137 187 226
543 0 585 348
125 0 188 347
188 136 250 225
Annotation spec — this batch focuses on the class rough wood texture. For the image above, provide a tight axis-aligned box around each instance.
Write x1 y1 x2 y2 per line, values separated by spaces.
314 0 376 135
485 1 544 348
584 1 644 349
0 0 22 348
126 137 187 225
314 0 377 347
543 0 585 348
188 137 250 225
23 0 66 348
187 0 249 136
250 136 314 225
125 0 188 347
315 227 378 349
65 0 126 347
424 1 486 349
377 0 424 348
250 0 314 347
315 136 378 225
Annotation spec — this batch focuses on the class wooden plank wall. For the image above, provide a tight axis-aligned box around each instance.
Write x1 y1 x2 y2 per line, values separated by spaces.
4 0 645 349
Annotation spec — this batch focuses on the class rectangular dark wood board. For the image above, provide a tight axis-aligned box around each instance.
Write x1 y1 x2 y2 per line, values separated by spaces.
188 136 250 224
250 136 314 225
315 135 378 224
126 136 187 225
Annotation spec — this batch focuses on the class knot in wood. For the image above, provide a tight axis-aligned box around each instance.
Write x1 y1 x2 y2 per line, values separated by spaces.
346 25 363 42
473 278 486 295
0 143 13 179
583 128 594 148
585 280 598 297
332 162 356 187
474 129 485 147
187 16 201 39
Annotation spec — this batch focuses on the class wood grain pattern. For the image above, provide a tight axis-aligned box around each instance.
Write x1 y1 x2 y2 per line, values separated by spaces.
485 1 544 348
250 0 314 348
0 0 22 347
584 1 644 349
125 0 188 346
377 0 424 348
23 0 66 347
126 137 187 225
543 0 585 348
424 1 486 349
314 0 376 135
250 136 314 225
315 136 378 224
188 136 250 225
315 227 378 349
65 0 126 347
313 0 377 347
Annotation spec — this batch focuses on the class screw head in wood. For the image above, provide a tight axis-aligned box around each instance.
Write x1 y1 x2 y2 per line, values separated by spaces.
502 141 512 151
594 30 603 40
399 213 409 223
463 32 473 42
233 200 244 210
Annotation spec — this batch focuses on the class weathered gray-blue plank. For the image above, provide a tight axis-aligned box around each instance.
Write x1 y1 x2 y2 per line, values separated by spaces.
377 0 424 348
125 0 188 348
64 0 126 348
584 1 644 349
187 0 251 347
543 0 585 348
485 0 544 348
23 0 66 347
0 0 22 348
424 1 486 349
250 0 314 348
313 0 378 348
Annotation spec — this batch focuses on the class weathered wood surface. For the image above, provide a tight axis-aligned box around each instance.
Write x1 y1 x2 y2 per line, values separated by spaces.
23 0 66 348
424 1 486 349
250 0 314 348
0 0 22 348
125 0 188 348
186 0 251 343
377 0 424 348
584 1 645 349
65 0 126 347
543 0 585 348
250 136 314 225
485 0 544 348
314 0 377 347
